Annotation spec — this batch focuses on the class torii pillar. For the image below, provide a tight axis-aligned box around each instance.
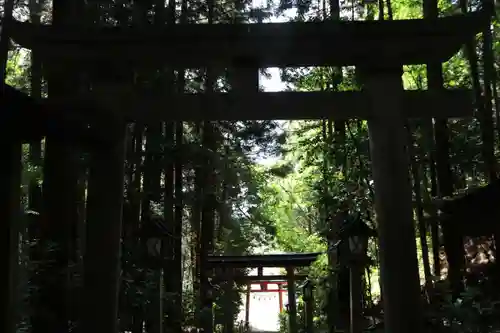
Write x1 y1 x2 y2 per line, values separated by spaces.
361 66 423 333
350 14 489 333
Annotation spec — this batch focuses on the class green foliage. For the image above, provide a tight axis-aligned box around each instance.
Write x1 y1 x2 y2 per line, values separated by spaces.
425 282 500 333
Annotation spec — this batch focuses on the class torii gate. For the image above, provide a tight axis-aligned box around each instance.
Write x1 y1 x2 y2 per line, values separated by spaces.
247 279 289 313
208 252 320 333
242 276 299 330
2 8 491 333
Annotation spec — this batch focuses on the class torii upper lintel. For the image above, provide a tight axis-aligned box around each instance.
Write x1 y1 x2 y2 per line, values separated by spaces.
10 10 489 68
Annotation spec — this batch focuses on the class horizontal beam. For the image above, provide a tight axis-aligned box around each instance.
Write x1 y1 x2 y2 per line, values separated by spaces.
234 275 308 282
247 289 288 293
10 11 488 68
206 252 322 268
1 84 115 146
78 89 473 121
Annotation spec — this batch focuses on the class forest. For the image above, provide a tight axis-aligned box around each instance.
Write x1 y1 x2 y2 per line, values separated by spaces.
3 0 500 332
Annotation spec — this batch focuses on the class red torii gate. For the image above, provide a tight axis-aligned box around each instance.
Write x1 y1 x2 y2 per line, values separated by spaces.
252 281 287 313
244 271 307 314
208 252 320 333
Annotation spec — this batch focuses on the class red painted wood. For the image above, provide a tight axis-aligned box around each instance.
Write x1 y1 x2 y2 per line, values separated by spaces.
247 289 287 293
249 281 287 286
278 284 283 312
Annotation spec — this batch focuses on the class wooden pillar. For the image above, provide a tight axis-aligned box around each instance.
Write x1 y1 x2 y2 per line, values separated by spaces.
245 283 251 328
0 143 21 333
258 266 265 290
223 269 234 333
1 2 19 332
157 273 164 333
363 67 423 333
286 267 298 333
303 283 314 333
278 283 283 312
232 62 257 333
231 58 259 93
82 124 127 333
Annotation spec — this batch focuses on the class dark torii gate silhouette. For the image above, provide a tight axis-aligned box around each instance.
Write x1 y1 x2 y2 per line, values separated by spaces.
1 7 492 333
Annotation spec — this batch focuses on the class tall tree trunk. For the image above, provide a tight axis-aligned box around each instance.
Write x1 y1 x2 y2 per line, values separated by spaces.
407 124 432 284
326 0 342 329
479 0 500 283
200 119 217 333
420 122 441 277
164 121 176 333
192 123 203 323
130 124 146 330
143 120 164 333
200 1 217 331
424 0 462 296
172 120 185 332
220 146 234 333
120 124 142 330
423 0 454 199
458 0 496 182
478 1 497 182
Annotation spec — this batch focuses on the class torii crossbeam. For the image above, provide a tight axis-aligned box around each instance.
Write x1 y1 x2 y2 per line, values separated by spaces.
10 11 486 68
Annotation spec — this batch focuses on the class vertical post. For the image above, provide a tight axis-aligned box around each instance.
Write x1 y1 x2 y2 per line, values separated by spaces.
258 267 266 290
286 267 298 333
278 283 283 312
0 144 21 333
232 61 257 333
363 67 423 333
41 2 81 330
337 268 351 332
231 57 259 93
304 283 314 333
223 269 234 333
159 272 164 333
82 124 127 333
245 283 251 330
0 1 19 332
349 264 363 333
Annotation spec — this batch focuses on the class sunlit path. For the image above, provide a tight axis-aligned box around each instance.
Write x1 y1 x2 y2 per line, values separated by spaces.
237 267 286 333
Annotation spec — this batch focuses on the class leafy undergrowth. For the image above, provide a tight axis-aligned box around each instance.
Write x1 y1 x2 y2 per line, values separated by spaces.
365 280 500 333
